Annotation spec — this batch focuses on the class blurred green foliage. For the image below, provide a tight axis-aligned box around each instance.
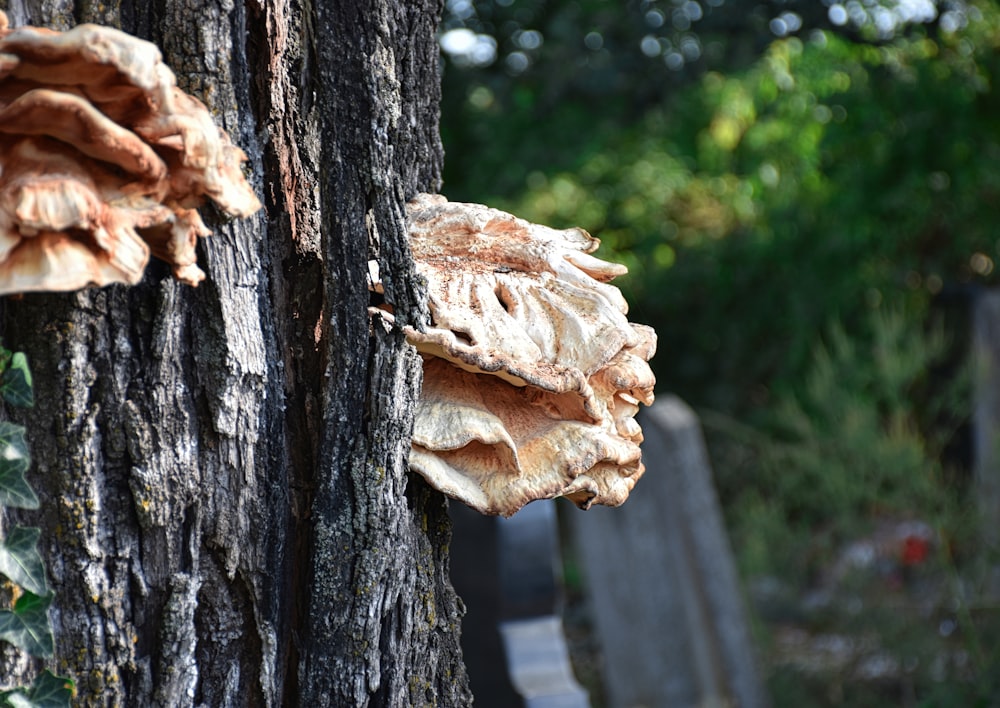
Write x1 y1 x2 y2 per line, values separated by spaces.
441 1 1000 704
446 9 1000 409
721 309 961 578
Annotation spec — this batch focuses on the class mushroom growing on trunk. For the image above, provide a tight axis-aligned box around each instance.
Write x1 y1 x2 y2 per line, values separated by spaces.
374 194 656 517
0 12 260 295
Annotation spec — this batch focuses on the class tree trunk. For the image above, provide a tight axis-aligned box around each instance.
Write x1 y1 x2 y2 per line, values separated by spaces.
0 0 472 705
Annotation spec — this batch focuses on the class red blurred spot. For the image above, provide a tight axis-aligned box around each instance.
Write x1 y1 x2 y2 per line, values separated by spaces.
901 535 930 566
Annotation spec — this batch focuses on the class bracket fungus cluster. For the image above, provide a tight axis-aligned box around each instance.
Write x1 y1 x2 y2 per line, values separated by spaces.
375 194 656 517
0 12 259 295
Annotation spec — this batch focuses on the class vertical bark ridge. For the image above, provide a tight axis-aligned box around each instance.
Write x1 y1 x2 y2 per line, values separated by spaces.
299 0 470 705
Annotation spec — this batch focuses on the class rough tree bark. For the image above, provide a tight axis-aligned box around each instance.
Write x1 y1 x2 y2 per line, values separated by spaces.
0 0 472 705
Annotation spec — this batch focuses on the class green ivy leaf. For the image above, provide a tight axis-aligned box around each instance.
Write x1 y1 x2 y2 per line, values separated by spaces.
0 422 39 511
0 353 33 408
0 670 75 708
9 353 31 389
0 591 54 657
0 527 48 597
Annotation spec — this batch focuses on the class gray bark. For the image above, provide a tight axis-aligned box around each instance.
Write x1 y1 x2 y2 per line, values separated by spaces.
0 0 472 705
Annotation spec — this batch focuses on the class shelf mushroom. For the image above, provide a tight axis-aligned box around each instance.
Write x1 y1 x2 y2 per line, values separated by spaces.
0 12 260 295
376 194 656 517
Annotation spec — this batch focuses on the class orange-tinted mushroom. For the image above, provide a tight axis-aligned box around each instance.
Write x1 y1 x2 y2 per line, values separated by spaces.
0 12 260 296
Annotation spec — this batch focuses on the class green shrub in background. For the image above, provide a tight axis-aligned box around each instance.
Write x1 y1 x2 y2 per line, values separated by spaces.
459 8 1000 412
717 308 961 581
703 307 1000 705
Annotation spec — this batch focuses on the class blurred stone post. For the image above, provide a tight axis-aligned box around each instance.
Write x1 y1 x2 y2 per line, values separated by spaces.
973 290 1000 547
452 499 589 707
570 396 768 708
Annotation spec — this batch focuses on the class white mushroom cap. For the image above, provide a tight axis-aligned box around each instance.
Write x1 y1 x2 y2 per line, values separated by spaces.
387 194 657 517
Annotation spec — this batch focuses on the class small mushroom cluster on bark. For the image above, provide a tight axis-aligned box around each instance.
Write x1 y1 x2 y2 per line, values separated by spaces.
0 12 259 295
375 194 656 517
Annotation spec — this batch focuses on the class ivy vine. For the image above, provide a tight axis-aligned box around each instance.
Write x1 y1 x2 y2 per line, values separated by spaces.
0 345 73 707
